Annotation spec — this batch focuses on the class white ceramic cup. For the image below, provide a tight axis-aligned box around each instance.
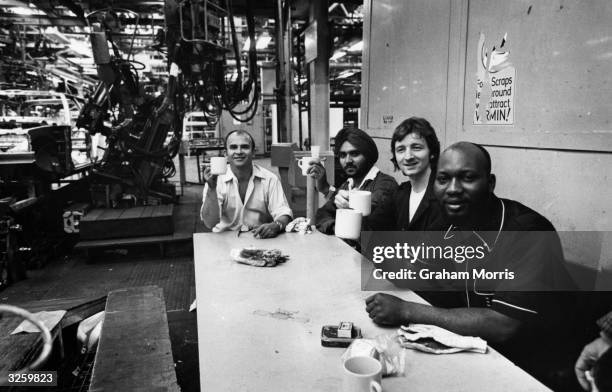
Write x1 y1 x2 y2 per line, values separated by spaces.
311 145 321 159
342 356 383 392
210 156 227 175
335 209 362 240
349 190 372 216
297 156 317 176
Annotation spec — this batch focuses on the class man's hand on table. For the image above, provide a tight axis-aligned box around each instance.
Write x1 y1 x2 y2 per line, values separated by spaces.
252 222 282 239
250 216 290 239
365 293 414 326
575 335 611 390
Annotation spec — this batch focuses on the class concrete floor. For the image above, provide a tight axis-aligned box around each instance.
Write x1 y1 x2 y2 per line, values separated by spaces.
0 155 295 392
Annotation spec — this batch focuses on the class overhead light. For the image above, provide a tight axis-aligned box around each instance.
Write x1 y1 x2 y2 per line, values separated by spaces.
330 50 346 61
9 6 42 16
256 35 272 49
242 35 272 51
43 27 70 45
337 70 356 79
242 38 251 51
68 39 93 57
347 40 363 52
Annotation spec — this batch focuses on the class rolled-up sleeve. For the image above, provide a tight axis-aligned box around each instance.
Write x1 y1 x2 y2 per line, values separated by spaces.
201 183 222 229
266 176 293 220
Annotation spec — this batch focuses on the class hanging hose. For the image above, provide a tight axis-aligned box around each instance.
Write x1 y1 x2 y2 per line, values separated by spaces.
0 304 53 385
221 0 260 122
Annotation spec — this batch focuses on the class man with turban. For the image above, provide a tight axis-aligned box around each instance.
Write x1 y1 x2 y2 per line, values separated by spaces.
308 127 398 234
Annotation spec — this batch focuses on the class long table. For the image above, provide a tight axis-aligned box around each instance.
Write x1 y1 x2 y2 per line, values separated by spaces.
193 231 550 391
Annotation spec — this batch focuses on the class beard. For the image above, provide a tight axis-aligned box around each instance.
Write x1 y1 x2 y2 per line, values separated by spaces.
344 162 372 179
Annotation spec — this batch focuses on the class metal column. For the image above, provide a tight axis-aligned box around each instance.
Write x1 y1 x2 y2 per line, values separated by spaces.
275 0 292 142
308 1 330 150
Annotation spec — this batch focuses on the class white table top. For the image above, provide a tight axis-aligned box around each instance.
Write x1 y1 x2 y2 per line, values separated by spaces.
193 231 550 392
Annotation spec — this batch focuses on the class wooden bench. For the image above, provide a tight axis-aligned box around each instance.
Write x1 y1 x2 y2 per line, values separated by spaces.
89 286 179 392
0 296 106 374
79 205 174 240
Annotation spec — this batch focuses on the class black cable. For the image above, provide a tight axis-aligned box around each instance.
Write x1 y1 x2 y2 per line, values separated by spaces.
219 0 260 122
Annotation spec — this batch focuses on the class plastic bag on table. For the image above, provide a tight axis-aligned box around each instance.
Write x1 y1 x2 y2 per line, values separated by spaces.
341 332 406 377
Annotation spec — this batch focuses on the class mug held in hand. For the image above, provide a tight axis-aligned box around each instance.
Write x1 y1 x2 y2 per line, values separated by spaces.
349 190 372 216
210 156 227 175
297 156 319 176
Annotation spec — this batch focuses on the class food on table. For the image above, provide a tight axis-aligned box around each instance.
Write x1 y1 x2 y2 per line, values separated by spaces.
230 248 289 267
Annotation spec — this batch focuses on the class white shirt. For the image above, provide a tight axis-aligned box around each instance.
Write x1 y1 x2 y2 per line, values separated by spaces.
200 164 293 232
347 166 381 190
408 186 426 222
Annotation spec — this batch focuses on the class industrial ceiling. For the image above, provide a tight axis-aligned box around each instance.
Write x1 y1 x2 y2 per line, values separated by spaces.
0 1 363 105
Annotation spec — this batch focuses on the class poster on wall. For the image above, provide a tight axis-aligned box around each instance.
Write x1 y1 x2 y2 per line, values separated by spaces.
473 32 515 125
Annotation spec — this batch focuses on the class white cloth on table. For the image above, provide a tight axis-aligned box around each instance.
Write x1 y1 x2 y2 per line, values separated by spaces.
398 324 487 354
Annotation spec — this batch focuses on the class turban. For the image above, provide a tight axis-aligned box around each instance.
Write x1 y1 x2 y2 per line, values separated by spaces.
334 127 379 168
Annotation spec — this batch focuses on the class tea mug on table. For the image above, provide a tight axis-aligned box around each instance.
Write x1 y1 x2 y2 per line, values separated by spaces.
342 356 383 392
335 209 362 240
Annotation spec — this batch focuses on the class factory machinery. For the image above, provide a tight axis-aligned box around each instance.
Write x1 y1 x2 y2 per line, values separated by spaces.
0 0 260 288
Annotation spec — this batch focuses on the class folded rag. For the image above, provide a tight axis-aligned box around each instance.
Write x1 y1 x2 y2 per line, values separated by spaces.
397 324 487 354
285 217 313 234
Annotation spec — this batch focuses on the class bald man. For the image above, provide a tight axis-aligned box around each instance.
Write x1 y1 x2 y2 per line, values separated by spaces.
366 142 575 385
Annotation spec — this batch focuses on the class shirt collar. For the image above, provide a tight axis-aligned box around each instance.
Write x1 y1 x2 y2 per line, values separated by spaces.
222 163 265 183
348 166 380 189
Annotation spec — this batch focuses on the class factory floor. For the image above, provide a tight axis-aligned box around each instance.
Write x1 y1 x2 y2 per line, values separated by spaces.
0 156 303 392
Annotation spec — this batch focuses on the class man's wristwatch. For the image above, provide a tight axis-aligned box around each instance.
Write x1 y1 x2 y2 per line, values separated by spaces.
274 220 285 232
324 185 337 198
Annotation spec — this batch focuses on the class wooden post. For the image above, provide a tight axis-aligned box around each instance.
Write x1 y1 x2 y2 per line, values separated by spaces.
308 1 330 150
306 175 317 224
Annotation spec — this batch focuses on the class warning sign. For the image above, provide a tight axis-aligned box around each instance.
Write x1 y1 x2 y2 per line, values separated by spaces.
474 32 515 125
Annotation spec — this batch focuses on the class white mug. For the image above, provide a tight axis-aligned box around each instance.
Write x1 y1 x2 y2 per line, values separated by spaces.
210 156 227 175
335 209 362 240
297 157 318 176
311 145 321 159
342 356 383 392
349 190 372 216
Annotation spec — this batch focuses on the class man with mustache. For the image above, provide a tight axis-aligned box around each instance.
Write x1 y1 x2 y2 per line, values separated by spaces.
201 130 292 239
366 142 575 387
308 127 397 235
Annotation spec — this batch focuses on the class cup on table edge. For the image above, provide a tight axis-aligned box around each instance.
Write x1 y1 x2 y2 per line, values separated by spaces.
210 156 227 175
342 356 383 392
349 190 372 216
335 209 362 240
